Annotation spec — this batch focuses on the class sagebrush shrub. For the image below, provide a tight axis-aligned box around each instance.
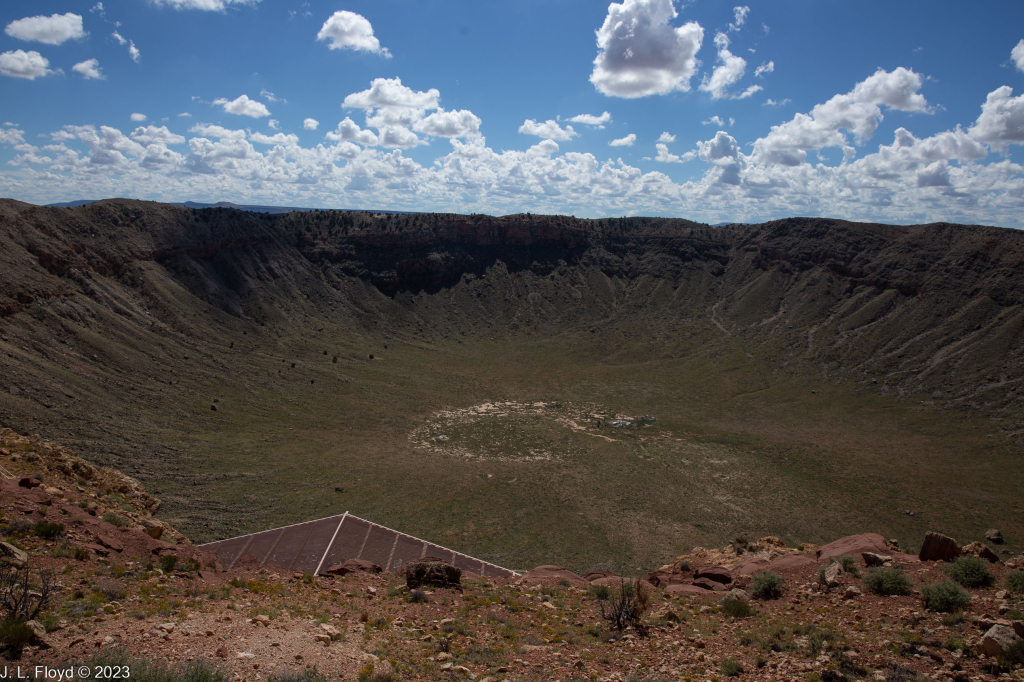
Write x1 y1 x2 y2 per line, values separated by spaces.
721 596 755 618
943 555 994 588
863 568 913 596
921 580 971 612
830 554 861 577
1004 570 1024 594
750 571 785 600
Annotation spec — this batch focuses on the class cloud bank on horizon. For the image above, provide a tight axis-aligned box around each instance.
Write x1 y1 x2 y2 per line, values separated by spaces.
0 0 1023 227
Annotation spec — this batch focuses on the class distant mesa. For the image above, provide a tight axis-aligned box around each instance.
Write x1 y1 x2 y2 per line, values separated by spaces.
43 198 419 215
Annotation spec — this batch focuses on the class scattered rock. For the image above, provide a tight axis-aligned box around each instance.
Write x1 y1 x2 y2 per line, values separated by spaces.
322 558 382 576
985 528 1004 544
977 625 1022 658
843 586 862 599
919 532 962 562
406 558 462 590
313 634 331 645
215 646 228 658
17 477 40 489
252 615 270 626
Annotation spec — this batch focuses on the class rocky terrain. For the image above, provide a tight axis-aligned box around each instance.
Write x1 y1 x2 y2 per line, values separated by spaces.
0 429 1023 681
2 198 1024 572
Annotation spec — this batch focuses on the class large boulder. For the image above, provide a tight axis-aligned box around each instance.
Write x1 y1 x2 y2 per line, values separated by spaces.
24 620 51 649
647 566 689 588
694 566 733 585
692 577 729 592
862 552 893 567
323 559 382 576
0 542 28 568
734 557 769 576
405 558 461 590
824 562 846 588
986 529 1004 544
962 541 1001 563
919 532 962 562
766 554 816 572
977 625 1022 658
817 533 889 563
665 584 713 596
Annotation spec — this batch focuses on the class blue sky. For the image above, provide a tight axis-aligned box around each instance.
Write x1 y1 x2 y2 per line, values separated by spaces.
1 0 1023 226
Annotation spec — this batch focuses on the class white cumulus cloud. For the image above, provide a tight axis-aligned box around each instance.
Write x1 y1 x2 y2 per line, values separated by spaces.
654 142 694 163
0 50 52 80
968 86 1024 153
657 131 676 143
130 125 186 146
188 124 247 140
519 119 578 141
72 58 104 80
590 0 704 99
341 77 476 147
250 131 299 146
213 94 271 118
568 112 612 128
130 113 147 122
303 118 319 131
317 11 390 57
728 6 750 32
754 61 774 78
609 133 636 146
752 67 929 166
5 13 85 45
343 77 439 110
112 31 126 46
414 109 482 138
128 41 141 63
702 116 725 127
325 117 378 146
1013 40 1024 73
700 32 747 100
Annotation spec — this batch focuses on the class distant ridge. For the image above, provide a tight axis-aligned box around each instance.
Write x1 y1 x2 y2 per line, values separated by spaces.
43 198 419 215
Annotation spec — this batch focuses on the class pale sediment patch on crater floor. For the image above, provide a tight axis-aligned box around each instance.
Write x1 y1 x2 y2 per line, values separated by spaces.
409 400 637 462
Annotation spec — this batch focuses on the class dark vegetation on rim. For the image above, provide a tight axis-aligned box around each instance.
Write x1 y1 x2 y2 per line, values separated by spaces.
2 198 1024 572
